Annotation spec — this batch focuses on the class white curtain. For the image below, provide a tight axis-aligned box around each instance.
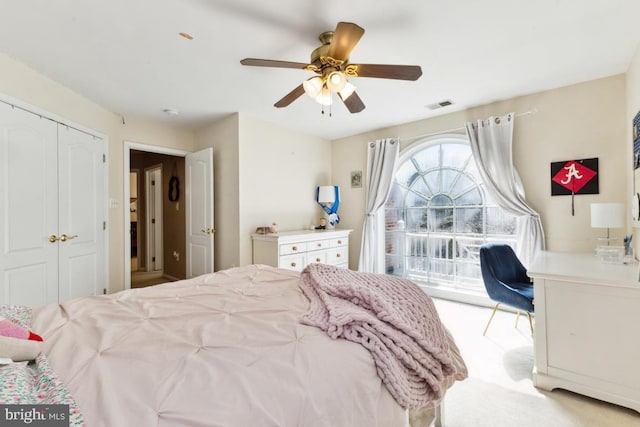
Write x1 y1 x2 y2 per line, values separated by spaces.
465 113 545 266
358 138 399 273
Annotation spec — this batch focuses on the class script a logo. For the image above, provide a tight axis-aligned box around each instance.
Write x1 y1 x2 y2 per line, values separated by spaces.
551 160 597 193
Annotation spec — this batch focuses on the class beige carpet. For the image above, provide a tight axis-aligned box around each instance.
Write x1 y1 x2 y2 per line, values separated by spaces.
432 298 640 427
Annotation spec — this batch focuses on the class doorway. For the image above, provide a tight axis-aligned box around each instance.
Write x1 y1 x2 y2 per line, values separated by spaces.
125 143 188 289
123 142 214 290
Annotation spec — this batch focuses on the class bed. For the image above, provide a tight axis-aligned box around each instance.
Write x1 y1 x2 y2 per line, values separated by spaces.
20 264 466 427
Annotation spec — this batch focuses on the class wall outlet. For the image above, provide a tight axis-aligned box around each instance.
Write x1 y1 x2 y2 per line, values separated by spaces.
173 251 179 261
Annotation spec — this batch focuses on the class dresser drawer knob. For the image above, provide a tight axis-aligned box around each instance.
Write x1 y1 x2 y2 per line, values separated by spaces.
336 253 341 258
317 243 322 247
291 262 297 267
292 246 298 251
316 258 321 262
337 240 342 244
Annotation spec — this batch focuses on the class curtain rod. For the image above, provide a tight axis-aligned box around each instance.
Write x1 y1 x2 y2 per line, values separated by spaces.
400 108 538 143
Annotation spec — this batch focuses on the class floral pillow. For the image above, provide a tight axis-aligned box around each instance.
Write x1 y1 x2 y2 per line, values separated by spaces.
0 306 43 362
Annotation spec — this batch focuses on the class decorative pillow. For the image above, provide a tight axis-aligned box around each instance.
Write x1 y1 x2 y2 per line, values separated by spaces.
0 314 44 362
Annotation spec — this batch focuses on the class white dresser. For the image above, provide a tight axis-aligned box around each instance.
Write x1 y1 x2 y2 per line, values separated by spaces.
528 251 640 413
252 229 351 271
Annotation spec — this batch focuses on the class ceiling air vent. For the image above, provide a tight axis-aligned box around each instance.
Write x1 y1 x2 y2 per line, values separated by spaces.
426 99 454 110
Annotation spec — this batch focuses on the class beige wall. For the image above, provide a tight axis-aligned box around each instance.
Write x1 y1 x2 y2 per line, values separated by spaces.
195 113 332 269
195 114 241 271
333 75 628 267
238 114 331 265
0 53 195 293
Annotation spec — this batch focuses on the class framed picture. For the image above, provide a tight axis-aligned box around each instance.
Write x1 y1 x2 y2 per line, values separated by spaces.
634 110 640 169
350 170 362 188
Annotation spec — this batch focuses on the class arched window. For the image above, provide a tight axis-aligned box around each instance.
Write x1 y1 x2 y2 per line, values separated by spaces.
384 135 517 299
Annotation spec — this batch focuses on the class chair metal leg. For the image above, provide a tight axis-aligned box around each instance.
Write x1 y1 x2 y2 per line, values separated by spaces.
483 303 500 336
515 310 521 328
527 312 534 337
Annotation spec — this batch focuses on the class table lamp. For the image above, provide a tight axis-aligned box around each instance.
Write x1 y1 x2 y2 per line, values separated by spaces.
590 202 625 245
316 186 340 228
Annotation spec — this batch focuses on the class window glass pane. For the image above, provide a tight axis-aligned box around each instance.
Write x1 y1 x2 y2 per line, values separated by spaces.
441 169 459 194
429 208 453 232
486 207 517 235
406 190 429 207
441 143 471 168
385 208 405 231
424 170 440 194
405 208 429 232
450 174 476 199
409 176 431 199
396 161 419 187
455 207 483 233
412 145 440 173
455 187 483 206
430 194 452 207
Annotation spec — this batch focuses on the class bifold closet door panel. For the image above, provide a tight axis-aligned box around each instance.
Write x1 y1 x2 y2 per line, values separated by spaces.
57 125 106 302
0 103 59 306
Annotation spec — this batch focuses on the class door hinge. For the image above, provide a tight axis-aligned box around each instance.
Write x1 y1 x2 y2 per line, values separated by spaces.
103 288 107 295
152 256 156 262
102 154 106 163
151 180 155 186
103 221 106 230
151 218 155 224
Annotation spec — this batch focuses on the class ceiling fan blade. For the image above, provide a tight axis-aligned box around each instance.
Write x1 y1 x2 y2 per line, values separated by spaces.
241 58 310 70
339 91 365 113
347 64 422 80
327 22 365 61
274 84 306 108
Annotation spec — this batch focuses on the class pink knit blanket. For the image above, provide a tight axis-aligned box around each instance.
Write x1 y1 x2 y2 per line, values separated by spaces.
299 263 456 409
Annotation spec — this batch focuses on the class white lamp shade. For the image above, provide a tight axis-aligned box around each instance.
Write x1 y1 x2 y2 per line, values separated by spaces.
326 71 347 92
590 203 625 228
317 186 339 203
303 76 323 98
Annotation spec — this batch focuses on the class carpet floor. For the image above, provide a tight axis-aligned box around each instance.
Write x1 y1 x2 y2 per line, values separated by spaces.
432 298 640 427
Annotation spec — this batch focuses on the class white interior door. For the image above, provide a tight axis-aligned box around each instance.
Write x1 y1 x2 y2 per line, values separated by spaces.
186 148 214 278
0 103 59 306
145 166 163 272
57 125 107 301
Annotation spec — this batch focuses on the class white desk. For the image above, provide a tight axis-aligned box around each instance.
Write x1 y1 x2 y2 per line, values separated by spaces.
528 251 640 413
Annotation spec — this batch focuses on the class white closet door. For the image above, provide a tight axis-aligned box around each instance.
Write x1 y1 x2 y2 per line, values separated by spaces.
0 103 59 306
57 125 106 302
186 148 214 278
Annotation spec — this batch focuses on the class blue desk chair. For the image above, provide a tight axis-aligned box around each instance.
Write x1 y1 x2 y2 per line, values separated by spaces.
479 243 534 336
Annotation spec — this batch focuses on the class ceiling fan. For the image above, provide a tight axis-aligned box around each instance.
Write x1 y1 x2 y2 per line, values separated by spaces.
240 22 422 114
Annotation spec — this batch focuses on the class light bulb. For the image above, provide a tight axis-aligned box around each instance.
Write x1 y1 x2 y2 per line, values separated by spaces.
326 71 347 93
303 76 323 99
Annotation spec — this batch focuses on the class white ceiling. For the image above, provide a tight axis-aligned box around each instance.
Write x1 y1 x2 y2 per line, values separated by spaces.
2 0 640 140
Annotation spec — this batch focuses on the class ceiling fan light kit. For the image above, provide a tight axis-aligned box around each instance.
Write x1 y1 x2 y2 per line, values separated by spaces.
240 22 422 114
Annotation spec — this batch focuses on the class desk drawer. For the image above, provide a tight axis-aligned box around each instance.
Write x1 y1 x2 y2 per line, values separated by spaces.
279 242 307 256
330 237 348 248
279 253 306 271
326 247 347 266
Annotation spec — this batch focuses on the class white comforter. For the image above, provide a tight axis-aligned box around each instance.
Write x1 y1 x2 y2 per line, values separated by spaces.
31 265 465 427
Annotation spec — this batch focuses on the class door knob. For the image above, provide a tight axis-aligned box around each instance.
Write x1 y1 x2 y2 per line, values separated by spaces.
49 235 60 243
200 228 216 235
60 234 78 242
